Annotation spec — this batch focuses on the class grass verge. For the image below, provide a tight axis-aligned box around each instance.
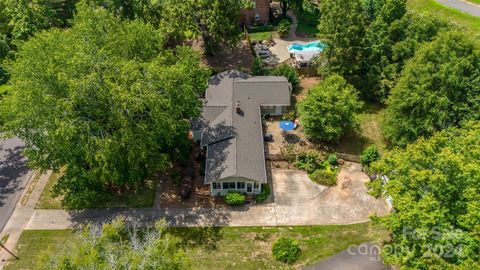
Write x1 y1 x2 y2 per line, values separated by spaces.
35 172 156 209
408 0 480 33
6 222 387 270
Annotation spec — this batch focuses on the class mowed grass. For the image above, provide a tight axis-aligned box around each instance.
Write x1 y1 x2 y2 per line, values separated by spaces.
249 31 275 41
334 104 386 156
5 230 74 270
6 223 387 270
35 172 157 209
408 0 480 33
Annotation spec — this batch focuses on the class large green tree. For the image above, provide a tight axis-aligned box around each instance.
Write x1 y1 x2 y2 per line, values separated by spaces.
1 0 76 40
159 0 244 56
363 7 452 102
317 0 367 88
299 75 363 142
362 0 406 101
382 30 480 147
370 122 480 269
0 34 9 84
0 3 209 209
37 218 189 269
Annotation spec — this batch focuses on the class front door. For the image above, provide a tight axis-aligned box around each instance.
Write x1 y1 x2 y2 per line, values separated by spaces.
247 183 253 193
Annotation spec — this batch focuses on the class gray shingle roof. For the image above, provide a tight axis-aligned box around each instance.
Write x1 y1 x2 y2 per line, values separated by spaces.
199 70 291 184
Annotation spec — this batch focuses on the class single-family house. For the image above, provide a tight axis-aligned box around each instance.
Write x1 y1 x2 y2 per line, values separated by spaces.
192 70 291 196
240 0 271 27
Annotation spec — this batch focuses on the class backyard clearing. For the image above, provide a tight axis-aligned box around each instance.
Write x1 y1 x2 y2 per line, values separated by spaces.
5 223 387 270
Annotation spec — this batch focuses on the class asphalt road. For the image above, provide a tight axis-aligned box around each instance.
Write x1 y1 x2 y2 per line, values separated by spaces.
438 0 480 16
304 243 390 270
0 137 32 231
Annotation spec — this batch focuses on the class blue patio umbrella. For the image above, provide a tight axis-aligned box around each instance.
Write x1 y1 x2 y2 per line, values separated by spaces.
279 121 295 131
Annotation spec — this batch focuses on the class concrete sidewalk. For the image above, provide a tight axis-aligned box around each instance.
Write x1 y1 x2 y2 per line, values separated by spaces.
0 171 51 267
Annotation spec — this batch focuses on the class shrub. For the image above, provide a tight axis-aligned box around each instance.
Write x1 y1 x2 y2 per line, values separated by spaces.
367 178 383 198
360 145 380 167
268 63 300 90
281 143 298 163
295 149 323 173
278 19 291 37
255 184 270 203
327 154 338 166
272 237 301 264
224 191 245 206
281 107 297 121
253 57 266 76
309 168 337 186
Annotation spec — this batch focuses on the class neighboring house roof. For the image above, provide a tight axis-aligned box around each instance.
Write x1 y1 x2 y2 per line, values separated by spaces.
196 70 291 184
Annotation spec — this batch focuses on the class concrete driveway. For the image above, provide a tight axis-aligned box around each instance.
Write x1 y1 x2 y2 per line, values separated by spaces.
272 162 389 225
0 137 32 231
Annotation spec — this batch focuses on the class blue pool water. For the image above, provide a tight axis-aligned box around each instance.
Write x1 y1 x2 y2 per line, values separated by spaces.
287 41 326 52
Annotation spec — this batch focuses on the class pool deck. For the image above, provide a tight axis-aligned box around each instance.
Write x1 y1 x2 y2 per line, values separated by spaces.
270 39 318 64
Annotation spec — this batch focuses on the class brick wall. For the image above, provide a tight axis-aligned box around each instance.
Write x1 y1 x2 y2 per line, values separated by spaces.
240 0 270 26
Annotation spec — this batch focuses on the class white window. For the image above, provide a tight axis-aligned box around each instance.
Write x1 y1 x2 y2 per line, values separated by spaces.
222 182 229 189
255 13 260 22
212 182 221 190
237 182 245 189
254 182 260 189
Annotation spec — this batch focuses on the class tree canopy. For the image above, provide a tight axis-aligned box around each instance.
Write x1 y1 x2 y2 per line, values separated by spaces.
159 0 245 56
318 0 367 88
37 217 189 269
0 3 209 209
370 122 480 269
362 5 452 102
382 30 480 147
299 75 362 142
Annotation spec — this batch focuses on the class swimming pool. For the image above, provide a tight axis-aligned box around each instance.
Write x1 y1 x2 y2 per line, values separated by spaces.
287 41 326 53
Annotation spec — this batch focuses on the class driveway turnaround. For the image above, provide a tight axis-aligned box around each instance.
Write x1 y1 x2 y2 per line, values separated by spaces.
303 243 389 270
437 0 480 16
24 162 389 229
0 137 32 231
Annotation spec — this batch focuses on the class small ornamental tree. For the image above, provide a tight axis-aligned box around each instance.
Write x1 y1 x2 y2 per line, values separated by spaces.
272 237 301 264
299 75 362 142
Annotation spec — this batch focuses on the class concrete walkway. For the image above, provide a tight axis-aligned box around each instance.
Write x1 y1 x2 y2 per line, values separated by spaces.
0 171 51 267
437 0 480 16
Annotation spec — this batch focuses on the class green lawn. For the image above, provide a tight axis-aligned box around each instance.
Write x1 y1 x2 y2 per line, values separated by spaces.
35 172 157 209
334 104 386 156
5 230 74 270
249 31 275 41
408 0 480 33
5 223 386 270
